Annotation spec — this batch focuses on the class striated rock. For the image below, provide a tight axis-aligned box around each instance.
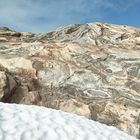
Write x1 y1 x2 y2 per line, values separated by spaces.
0 72 6 98
0 22 140 138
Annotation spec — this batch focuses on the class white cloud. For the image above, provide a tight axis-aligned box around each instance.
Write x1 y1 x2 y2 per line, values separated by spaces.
0 0 139 32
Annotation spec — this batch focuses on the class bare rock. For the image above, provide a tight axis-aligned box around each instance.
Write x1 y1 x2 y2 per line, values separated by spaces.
59 99 91 118
0 23 140 138
0 72 6 98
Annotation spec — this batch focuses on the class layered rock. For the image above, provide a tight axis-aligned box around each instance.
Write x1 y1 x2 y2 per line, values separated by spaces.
0 23 140 138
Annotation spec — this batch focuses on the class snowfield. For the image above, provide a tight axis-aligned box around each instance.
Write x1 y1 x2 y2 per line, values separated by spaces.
0 102 138 140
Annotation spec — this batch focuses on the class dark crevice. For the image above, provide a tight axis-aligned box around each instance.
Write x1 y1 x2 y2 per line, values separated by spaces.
0 73 21 103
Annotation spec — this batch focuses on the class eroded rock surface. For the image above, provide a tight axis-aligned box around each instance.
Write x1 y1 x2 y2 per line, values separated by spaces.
0 23 140 138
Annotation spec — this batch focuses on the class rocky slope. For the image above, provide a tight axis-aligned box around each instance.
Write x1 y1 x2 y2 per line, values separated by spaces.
0 23 140 138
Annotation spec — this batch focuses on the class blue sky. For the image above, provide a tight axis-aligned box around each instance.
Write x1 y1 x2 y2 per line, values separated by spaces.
0 0 140 33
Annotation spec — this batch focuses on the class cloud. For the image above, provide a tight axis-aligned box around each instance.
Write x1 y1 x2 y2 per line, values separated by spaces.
0 0 139 33
108 0 140 12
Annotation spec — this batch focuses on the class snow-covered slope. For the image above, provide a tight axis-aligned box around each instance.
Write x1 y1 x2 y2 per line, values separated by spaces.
0 103 137 140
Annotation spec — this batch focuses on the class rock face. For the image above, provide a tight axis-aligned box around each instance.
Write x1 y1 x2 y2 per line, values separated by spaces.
0 23 140 138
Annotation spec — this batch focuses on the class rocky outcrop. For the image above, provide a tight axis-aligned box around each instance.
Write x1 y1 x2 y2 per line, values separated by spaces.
0 23 140 138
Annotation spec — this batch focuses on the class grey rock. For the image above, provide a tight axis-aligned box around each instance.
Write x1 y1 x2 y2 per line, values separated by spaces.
0 23 140 138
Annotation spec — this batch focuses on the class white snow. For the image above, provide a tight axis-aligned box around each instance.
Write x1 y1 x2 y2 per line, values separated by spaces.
0 102 138 140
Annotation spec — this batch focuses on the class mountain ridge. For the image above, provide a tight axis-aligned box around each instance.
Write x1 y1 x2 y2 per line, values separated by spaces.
0 22 140 138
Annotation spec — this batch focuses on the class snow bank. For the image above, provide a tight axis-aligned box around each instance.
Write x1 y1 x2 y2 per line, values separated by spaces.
0 102 137 140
